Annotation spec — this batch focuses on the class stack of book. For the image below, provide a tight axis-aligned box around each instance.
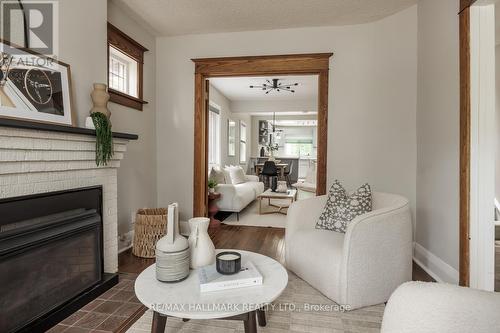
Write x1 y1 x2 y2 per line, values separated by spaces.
198 261 263 292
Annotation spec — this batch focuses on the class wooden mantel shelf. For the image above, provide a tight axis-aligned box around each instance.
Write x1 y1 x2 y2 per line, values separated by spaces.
0 118 138 140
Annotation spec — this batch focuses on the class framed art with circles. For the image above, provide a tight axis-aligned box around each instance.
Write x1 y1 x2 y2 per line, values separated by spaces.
0 39 74 126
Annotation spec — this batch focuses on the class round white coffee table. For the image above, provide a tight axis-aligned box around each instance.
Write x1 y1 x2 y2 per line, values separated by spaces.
135 249 288 333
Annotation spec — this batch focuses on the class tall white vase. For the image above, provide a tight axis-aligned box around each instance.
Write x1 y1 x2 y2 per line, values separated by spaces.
188 217 216 269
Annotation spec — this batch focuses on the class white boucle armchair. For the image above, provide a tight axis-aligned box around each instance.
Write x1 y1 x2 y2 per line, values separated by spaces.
381 282 500 332
285 192 413 310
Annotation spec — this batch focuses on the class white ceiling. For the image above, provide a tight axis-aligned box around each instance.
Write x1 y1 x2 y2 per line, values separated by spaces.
210 76 318 102
112 0 418 36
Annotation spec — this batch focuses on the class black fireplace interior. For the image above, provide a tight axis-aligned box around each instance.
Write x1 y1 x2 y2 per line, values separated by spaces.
0 186 118 333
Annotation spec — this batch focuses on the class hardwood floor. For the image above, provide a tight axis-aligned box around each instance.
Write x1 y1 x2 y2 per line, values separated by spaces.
119 224 434 282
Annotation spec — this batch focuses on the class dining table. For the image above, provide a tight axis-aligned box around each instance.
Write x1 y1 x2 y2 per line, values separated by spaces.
255 163 288 179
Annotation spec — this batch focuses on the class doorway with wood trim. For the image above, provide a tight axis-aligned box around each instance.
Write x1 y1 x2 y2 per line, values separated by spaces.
191 54 332 218
459 0 498 290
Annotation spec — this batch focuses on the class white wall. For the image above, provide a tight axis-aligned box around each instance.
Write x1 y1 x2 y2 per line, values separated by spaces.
496 44 500 206
209 84 252 168
107 1 157 240
59 0 157 244
59 0 107 126
415 0 460 283
156 6 418 221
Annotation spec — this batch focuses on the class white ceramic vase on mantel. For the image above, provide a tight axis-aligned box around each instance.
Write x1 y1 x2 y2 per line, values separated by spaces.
188 217 216 269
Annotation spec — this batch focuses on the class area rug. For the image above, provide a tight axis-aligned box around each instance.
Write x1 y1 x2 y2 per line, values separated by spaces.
222 199 288 228
126 273 385 333
221 190 316 228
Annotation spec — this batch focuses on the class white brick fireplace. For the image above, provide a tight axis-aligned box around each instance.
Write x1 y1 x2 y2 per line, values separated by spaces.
0 124 135 273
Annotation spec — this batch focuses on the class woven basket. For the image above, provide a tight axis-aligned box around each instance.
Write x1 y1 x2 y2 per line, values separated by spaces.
132 208 167 258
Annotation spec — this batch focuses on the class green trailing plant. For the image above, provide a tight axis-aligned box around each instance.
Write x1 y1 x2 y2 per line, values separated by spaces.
90 112 114 166
208 178 218 189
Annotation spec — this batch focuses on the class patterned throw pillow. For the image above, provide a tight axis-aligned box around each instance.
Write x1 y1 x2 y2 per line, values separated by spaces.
316 180 372 233
209 166 226 185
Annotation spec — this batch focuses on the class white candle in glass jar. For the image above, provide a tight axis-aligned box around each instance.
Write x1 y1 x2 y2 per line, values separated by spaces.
218 254 240 261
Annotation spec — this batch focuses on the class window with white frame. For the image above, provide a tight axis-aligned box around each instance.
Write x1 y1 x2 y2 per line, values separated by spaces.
284 138 313 157
208 104 221 170
240 121 247 164
109 46 138 97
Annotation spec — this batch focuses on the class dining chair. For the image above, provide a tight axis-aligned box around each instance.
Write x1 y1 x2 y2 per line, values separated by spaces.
284 162 293 187
261 161 278 189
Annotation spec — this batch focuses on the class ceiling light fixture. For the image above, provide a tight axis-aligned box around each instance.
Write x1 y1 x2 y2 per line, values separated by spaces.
249 78 298 94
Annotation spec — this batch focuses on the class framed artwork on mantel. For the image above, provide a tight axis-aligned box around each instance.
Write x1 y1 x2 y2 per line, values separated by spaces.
0 40 74 126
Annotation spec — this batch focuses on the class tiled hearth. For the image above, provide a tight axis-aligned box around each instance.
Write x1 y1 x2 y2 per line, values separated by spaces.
47 273 146 333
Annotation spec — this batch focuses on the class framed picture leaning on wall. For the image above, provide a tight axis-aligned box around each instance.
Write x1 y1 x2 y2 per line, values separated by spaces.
0 39 74 126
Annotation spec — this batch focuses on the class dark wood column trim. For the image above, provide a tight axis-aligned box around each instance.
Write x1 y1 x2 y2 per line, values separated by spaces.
316 70 329 196
459 7 471 287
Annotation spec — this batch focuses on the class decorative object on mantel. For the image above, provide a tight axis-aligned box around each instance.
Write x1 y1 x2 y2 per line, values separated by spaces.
155 203 190 282
86 83 111 129
207 178 217 194
88 83 114 166
91 112 114 166
132 208 167 258
188 217 216 269
0 40 74 125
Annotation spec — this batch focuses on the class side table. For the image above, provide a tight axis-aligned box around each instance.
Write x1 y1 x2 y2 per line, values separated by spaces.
208 192 221 229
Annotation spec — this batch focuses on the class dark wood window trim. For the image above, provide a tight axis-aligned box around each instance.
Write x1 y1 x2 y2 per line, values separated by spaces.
107 22 148 111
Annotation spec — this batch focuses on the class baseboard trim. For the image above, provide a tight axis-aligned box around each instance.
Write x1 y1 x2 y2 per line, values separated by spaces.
118 244 133 254
413 242 459 284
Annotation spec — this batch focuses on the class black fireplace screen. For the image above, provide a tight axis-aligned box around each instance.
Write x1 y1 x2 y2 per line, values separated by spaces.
0 187 103 333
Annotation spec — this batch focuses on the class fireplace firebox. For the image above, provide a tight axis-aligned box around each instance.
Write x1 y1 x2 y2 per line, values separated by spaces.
0 186 118 333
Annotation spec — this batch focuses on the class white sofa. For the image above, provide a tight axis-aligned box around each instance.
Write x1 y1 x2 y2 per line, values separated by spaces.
216 175 264 214
285 192 413 310
381 282 500 333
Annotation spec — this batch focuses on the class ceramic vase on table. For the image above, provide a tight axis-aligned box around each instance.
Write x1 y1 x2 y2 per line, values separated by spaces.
188 217 216 269
155 203 190 282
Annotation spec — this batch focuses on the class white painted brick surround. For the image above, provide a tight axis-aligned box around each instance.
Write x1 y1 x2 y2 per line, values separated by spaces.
0 127 131 273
